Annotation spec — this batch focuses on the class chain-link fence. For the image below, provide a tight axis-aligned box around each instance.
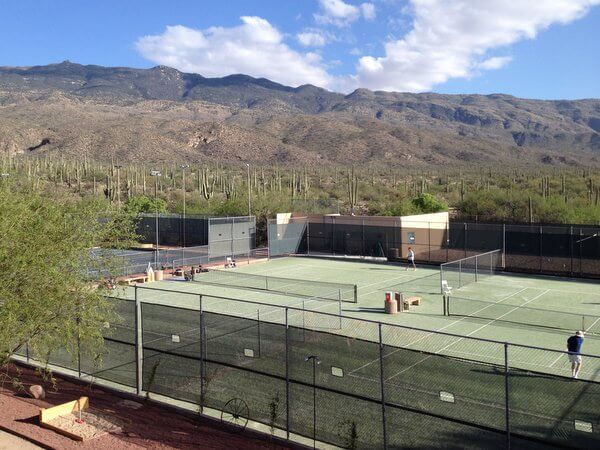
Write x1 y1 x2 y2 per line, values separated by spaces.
17 289 600 449
268 218 600 279
136 213 209 247
89 215 257 276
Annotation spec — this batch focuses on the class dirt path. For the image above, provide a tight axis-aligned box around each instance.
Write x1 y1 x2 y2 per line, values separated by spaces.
0 363 301 450
0 430 43 449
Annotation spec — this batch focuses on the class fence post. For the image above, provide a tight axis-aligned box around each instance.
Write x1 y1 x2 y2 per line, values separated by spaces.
378 323 388 449
428 221 431 263
199 295 205 411
464 223 468 259
134 285 143 396
285 307 290 440
307 220 310 256
569 226 574 276
77 322 82 379
502 224 506 270
504 343 511 449
338 292 342 330
332 216 336 256
257 309 261 358
362 218 365 256
539 226 543 273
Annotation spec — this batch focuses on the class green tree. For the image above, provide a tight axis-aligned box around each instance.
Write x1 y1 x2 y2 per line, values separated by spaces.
0 186 135 377
124 195 167 214
411 193 448 213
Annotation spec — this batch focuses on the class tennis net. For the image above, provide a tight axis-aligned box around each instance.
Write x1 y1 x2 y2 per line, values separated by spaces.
440 249 502 293
192 269 358 303
446 295 600 336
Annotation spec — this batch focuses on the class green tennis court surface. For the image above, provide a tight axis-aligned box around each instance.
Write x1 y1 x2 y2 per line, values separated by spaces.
38 255 600 448
113 256 600 379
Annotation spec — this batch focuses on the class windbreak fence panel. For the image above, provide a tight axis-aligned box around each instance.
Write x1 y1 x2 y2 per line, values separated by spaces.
17 293 600 450
268 219 600 279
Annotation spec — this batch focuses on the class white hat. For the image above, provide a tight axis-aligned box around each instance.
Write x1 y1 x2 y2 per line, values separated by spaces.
576 331 584 337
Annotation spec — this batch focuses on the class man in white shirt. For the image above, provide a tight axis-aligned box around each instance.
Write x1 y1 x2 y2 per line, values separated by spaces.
406 247 416 271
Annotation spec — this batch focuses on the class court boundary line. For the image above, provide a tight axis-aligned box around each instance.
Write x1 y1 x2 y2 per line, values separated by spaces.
384 289 552 382
348 287 530 376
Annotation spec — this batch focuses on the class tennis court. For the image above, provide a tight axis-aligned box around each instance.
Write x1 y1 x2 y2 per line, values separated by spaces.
122 255 600 358
31 253 600 448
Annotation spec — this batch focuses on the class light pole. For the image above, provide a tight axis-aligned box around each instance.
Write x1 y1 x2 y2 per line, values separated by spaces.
180 164 189 262
304 355 321 449
150 170 162 266
246 163 251 216
114 165 122 205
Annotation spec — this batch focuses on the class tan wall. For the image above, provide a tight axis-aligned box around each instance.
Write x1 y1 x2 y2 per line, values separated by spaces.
399 212 449 258
276 212 292 225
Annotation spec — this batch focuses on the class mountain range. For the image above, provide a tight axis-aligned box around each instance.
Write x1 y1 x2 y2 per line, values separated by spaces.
0 61 599 166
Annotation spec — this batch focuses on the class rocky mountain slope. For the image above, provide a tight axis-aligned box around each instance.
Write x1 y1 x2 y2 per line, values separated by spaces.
0 61 598 166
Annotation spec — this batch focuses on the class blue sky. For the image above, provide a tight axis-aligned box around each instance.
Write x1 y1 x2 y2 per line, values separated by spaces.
1 0 599 99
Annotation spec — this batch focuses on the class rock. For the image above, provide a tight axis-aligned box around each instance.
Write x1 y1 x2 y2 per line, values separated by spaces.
29 385 45 399
117 399 143 410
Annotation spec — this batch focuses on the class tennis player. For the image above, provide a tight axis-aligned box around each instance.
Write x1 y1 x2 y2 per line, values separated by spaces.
406 247 416 271
567 331 584 379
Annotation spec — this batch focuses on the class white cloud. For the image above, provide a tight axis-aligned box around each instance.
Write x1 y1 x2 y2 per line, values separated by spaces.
361 3 376 21
297 31 327 47
355 0 600 92
315 0 373 27
477 56 513 70
135 17 332 88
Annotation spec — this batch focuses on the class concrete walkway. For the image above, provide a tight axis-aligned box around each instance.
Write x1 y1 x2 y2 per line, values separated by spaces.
0 429 43 449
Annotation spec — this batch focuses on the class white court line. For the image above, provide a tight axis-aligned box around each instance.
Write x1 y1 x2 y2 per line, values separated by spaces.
348 287 529 376
385 289 552 382
549 353 566 368
585 316 600 333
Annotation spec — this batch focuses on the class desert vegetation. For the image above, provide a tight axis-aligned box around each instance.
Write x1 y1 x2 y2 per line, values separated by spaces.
1 154 599 227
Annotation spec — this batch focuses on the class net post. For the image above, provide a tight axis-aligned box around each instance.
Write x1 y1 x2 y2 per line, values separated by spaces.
378 323 388 450
440 265 443 294
285 307 290 440
443 295 447 316
458 260 462 288
475 255 478 282
134 285 143 396
199 294 205 412
504 343 511 449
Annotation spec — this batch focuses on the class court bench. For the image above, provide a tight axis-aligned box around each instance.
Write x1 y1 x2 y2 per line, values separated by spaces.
122 275 148 285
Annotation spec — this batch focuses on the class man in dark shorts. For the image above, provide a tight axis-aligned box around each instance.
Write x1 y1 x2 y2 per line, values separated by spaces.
567 331 584 379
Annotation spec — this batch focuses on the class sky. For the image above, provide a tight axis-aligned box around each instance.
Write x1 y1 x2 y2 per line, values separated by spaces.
1 0 599 99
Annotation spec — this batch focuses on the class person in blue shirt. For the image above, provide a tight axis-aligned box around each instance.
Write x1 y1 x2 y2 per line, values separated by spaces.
567 331 584 379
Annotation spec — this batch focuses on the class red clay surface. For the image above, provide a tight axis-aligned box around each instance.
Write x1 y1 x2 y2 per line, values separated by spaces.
0 363 300 450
